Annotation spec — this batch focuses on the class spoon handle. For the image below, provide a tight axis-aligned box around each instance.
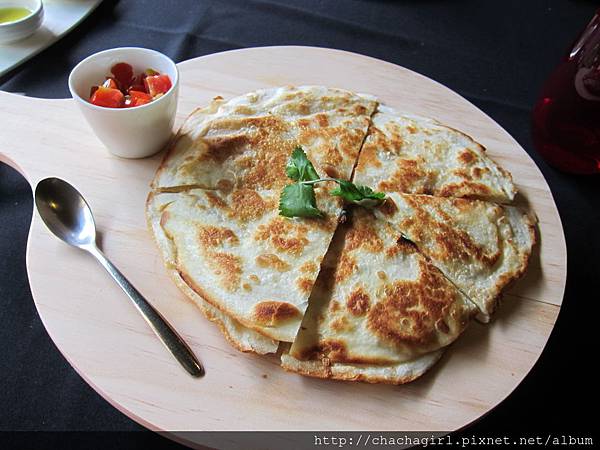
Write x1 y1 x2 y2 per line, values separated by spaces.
87 245 204 378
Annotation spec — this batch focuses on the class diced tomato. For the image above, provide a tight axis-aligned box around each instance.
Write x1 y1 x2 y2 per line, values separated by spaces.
128 83 146 94
129 72 149 93
126 90 152 107
90 87 125 108
102 77 118 90
110 62 133 93
88 63 170 107
144 74 172 97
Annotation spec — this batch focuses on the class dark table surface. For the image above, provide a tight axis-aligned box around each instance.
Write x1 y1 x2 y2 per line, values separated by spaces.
1 1 599 448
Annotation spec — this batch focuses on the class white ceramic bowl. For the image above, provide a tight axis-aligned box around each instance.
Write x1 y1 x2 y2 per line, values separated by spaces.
68 47 179 159
0 0 44 44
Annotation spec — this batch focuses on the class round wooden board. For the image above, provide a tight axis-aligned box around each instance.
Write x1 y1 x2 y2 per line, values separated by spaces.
0 47 565 445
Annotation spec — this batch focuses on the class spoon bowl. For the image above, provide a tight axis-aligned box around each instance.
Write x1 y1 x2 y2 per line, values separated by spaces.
34 178 97 248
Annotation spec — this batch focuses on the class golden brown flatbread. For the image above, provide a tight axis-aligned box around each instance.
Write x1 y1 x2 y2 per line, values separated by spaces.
153 86 377 191
354 106 516 202
281 209 476 382
146 191 279 354
375 193 536 322
145 86 536 384
148 187 342 342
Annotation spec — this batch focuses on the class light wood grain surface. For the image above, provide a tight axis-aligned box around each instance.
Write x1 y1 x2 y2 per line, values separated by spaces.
0 47 566 445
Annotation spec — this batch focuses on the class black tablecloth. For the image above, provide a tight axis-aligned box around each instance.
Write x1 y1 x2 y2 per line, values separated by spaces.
1 1 599 448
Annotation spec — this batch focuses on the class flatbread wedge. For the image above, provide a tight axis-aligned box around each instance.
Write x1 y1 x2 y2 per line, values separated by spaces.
282 208 477 383
152 86 377 192
353 105 516 203
376 193 537 322
281 346 444 385
147 186 343 342
147 191 279 354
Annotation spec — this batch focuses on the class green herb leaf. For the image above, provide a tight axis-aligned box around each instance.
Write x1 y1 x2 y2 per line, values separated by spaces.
285 146 320 182
279 183 323 218
279 147 385 218
330 179 386 207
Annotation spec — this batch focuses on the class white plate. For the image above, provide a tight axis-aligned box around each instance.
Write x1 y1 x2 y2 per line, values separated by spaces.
0 0 103 77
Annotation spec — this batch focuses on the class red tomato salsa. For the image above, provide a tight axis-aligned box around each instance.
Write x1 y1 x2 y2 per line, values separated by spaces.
88 62 172 108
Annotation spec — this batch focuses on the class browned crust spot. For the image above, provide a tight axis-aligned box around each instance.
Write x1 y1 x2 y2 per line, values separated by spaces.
354 104 367 115
457 149 476 165
229 189 273 222
298 125 360 165
254 217 309 256
299 261 318 274
296 339 347 361
329 300 341 313
334 253 357 284
197 225 239 248
204 191 228 209
256 253 291 272
385 245 400 259
253 301 302 327
297 277 315 294
346 288 371 316
378 159 432 194
200 134 250 164
330 316 352 333
191 115 296 190
249 274 260 283
356 141 382 169
200 252 242 292
438 181 492 199
386 237 417 259
472 167 488 179
367 260 465 348
345 218 383 253
202 189 274 223
216 179 234 191
295 339 402 366
316 113 329 127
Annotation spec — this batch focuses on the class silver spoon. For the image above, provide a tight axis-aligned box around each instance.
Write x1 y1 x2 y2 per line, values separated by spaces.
34 177 204 378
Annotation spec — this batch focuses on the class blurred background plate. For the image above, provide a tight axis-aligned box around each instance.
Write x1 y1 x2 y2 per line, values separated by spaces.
0 0 102 76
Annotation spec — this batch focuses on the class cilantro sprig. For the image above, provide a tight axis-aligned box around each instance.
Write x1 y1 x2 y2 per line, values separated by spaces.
279 147 386 218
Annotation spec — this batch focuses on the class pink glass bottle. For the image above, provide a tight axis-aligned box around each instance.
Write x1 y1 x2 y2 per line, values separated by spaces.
532 10 600 174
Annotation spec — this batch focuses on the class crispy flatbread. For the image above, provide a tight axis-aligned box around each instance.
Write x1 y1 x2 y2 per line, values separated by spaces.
147 86 378 344
152 86 377 192
353 106 516 202
147 192 279 354
282 209 476 382
144 85 535 382
376 193 537 322
281 346 444 385
147 186 342 342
